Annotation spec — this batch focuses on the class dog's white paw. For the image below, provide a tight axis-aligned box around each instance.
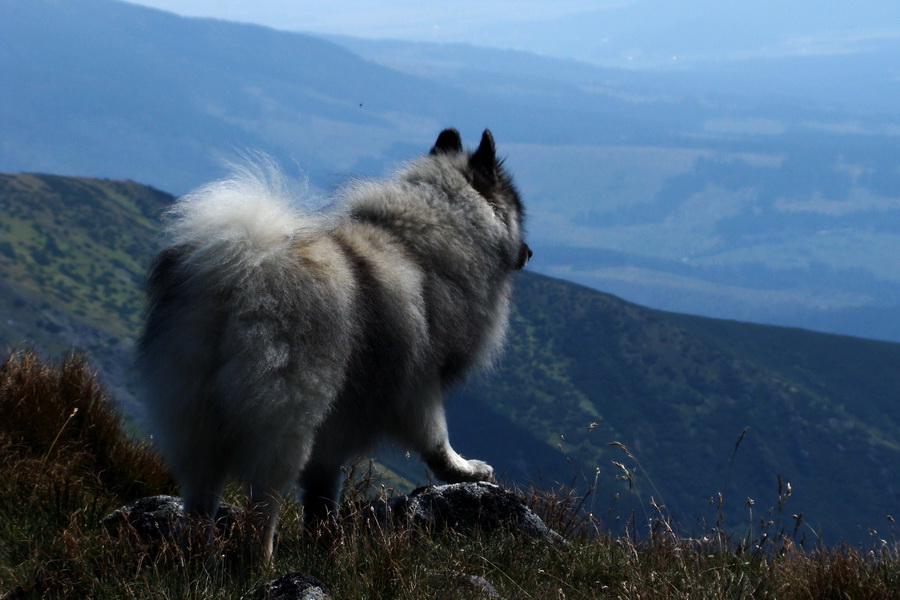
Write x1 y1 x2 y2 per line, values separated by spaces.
459 459 494 482
425 447 495 483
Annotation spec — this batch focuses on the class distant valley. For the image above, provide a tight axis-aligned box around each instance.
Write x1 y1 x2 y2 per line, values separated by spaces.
2 0 899 342
331 35 900 342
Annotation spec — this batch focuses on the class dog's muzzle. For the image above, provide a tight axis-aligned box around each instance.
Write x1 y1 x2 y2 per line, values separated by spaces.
515 242 533 270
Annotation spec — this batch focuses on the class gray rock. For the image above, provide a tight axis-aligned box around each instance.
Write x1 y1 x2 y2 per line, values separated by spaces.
101 494 241 542
354 481 566 545
100 494 184 541
242 572 331 600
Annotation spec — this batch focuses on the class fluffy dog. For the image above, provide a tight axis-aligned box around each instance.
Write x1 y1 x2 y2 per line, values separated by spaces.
137 129 530 561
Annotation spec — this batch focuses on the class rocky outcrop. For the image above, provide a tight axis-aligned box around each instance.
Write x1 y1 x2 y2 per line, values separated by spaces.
103 482 564 545
241 572 331 600
100 494 242 542
352 481 566 545
101 482 560 599
100 494 185 541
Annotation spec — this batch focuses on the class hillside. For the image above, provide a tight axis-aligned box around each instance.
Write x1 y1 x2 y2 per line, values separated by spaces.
1 172 897 545
0 174 173 408
453 275 900 544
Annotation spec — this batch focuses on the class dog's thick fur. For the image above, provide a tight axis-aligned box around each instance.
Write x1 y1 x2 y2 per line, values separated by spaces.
137 129 530 561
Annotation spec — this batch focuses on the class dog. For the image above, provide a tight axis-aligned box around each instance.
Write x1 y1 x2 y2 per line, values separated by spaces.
137 129 531 562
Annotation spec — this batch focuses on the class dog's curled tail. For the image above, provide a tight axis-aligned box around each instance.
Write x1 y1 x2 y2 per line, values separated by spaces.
161 160 312 285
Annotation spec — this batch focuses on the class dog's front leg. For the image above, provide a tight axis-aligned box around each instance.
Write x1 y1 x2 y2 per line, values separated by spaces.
404 379 494 483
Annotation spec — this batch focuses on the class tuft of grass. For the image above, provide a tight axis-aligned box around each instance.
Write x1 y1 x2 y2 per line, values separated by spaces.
0 348 175 499
1 350 898 599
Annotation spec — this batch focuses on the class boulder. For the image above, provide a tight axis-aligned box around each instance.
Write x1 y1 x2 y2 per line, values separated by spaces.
242 572 331 600
353 481 565 545
100 494 241 542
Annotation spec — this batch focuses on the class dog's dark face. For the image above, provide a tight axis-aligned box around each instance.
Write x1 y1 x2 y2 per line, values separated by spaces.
431 128 532 271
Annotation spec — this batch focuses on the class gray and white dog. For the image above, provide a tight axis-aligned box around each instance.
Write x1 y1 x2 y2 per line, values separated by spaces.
137 129 531 561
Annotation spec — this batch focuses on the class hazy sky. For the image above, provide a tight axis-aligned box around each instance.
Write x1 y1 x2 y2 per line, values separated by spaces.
125 0 900 66
124 0 616 38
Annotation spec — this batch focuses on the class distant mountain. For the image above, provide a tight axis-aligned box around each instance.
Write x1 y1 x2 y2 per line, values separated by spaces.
130 0 900 74
2 0 899 344
441 1 900 72
1 172 897 545
329 32 900 114
0 0 468 194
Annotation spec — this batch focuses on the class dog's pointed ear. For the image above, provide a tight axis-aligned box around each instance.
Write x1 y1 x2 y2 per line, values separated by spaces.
469 130 505 201
430 128 463 155
471 130 496 171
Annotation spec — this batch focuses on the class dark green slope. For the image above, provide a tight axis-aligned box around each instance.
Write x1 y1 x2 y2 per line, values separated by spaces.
665 313 900 437
1 173 896 544
452 274 899 544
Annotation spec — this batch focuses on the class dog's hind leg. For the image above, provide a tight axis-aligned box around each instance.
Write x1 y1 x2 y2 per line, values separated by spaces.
180 477 226 566
299 461 343 526
182 470 225 515
247 489 284 565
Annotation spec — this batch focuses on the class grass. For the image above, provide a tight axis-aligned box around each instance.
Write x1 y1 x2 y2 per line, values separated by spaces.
0 350 897 599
